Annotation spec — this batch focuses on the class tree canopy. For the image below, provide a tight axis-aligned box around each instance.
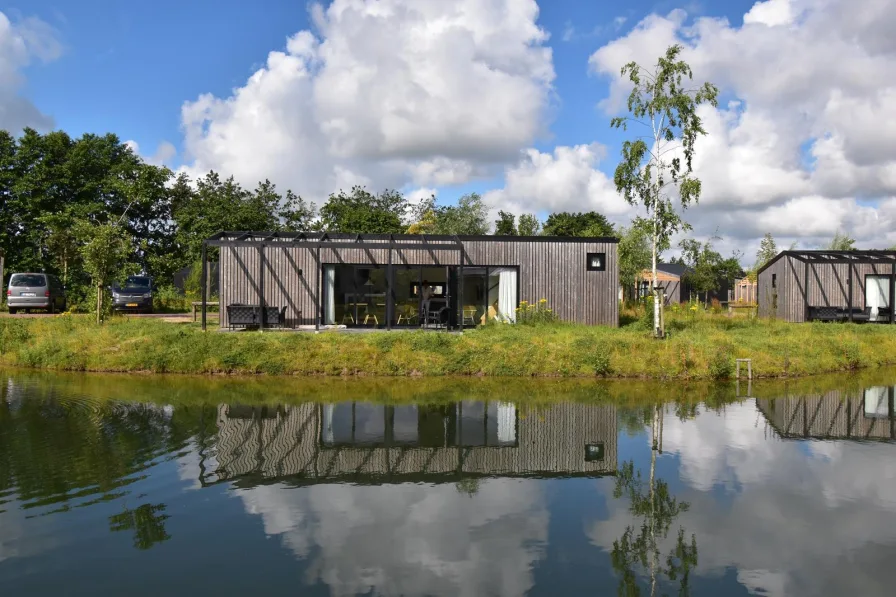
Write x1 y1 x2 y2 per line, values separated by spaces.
318 186 407 234
542 211 615 237
406 193 491 236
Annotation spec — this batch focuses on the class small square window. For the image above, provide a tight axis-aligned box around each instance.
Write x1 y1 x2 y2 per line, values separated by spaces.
586 253 606 271
584 443 605 462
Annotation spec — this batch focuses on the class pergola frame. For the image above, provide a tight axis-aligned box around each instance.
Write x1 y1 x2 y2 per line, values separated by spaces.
201 232 466 331
761 250 896 324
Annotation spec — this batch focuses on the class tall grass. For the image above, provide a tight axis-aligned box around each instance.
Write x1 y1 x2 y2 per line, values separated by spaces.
3 310 896 379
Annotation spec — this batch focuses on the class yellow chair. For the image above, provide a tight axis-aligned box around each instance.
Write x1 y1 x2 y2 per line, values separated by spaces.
397 303 419 325
341 303 355 324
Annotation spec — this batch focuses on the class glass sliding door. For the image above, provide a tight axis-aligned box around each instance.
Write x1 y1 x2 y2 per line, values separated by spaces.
391 266 420 327
460 268 487 327
323 265 336 325
356 267 388 326
865 275 890 322
420 267 448 327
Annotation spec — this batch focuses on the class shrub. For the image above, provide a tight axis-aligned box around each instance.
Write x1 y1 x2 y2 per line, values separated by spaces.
708 350 734 380
710 298 722 314
516 299 560 325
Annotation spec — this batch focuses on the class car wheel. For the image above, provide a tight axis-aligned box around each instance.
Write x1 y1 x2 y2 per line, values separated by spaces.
48 303 55 314
8 308 17 315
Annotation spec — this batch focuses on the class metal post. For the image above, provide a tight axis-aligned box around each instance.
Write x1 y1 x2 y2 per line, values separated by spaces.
848 262 853 322
891 262 895 324
315 245 321 331
804 262 809 322
258 244 265 329
459 253 464 331
387 245 393 331
200 242 207 331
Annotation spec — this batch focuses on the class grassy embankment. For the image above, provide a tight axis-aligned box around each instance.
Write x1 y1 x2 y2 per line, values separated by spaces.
2 311 896 379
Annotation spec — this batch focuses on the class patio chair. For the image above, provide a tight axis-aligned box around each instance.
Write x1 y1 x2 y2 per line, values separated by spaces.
462 306 477 326
341 303 355 324
363 304 379 326
396 303 419 325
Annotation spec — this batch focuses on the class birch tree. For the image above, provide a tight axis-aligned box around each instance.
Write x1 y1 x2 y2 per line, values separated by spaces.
611 44 718 337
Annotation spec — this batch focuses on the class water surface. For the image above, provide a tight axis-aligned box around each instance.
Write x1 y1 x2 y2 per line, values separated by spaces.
1 370 895 596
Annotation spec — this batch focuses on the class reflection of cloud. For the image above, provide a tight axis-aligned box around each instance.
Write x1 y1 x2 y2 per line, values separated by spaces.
589 401 896 597
234 478 548 597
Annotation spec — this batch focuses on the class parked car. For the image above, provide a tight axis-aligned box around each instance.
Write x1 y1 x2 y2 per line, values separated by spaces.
6 273 67 314
111 275 154 313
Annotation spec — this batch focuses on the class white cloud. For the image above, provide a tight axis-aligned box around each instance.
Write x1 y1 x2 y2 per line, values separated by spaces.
483 144 633 219
179 0 555 201
588 0 896 253
124 139 177 167
234 478 548 597
589 400 896 597
0 11 61 133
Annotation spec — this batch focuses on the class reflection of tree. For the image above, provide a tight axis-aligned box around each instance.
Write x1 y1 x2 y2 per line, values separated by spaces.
612 405 697 596
455 477 480 496
109 503 171 550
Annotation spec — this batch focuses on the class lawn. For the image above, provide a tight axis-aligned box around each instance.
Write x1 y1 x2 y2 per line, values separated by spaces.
2 310 895 379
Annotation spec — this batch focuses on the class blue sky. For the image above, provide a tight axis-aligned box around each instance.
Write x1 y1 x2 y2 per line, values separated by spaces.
12 0 753 171
3 0 895 256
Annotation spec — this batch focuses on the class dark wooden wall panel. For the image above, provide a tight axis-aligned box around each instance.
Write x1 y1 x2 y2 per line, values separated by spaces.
219 239 619 327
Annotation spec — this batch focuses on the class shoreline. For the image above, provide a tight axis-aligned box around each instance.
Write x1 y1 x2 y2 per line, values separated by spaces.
3 315 896 381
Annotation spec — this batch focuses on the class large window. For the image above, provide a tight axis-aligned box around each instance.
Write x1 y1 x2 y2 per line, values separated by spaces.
865 275 891 322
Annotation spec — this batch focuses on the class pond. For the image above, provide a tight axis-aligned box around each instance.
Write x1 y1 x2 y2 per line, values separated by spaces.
1 370 895 596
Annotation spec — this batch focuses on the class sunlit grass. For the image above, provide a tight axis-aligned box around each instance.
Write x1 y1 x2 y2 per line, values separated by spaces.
2 309 895 379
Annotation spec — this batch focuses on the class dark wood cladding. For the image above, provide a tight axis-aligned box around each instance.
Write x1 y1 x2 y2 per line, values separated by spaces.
758 254 895 322
218 237 619 327
757 390 894 440
208 402 618 484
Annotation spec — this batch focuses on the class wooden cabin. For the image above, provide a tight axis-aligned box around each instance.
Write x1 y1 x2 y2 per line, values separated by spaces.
202 232 620 329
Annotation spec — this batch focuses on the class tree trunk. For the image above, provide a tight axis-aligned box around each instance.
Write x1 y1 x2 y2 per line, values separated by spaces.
652 210 663 338
96 283 102 324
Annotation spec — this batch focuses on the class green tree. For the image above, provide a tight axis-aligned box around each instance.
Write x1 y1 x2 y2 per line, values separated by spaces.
77 222 132 323
436 193 490 235
610 44 719 337
618 222 652 301
827 230 856 251
517 214 541 236
543 211 615 237
755 232 778 269
280 189 316 232
319 186 407 234
406 193 491 236
494 211 518 235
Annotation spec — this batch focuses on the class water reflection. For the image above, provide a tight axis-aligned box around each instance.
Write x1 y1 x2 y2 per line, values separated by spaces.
1 370 896 596
208 402 617 486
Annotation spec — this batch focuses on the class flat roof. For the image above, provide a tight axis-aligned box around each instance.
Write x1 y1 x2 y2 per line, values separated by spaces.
206 231 618 248
757 250 896 275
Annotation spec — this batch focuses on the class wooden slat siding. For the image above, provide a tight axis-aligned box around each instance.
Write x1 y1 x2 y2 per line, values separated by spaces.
463 239 618 326
758 255 794 320
211 402 618 481
758 256 896 322
757 391 893 440
219 239 619 327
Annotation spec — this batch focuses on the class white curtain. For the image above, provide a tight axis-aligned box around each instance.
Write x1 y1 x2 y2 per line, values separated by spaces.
491 267 517 323
497 402 516 444
866 275 889 322
324 266 336 325
322 404 335 444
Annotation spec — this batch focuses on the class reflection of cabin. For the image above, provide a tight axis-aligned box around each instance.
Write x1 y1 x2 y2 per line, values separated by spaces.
204 402 617 486
757 388 895 440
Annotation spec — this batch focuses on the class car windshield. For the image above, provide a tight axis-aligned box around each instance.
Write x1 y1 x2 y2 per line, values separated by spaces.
116 276 151 290
10 274 46 287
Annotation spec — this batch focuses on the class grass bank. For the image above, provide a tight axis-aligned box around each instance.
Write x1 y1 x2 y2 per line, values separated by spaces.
3 312 896 379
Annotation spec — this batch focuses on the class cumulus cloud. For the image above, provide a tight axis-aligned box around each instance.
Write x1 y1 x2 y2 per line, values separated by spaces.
0 11 62 133
483 143 633 219
588 0 896 258
179 0 555 201
589 400 896 597
234 478 548 597
124 139 177 167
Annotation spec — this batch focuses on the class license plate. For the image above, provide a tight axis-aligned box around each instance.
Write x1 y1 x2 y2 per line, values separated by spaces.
21 292 36 297
126 303 138 307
